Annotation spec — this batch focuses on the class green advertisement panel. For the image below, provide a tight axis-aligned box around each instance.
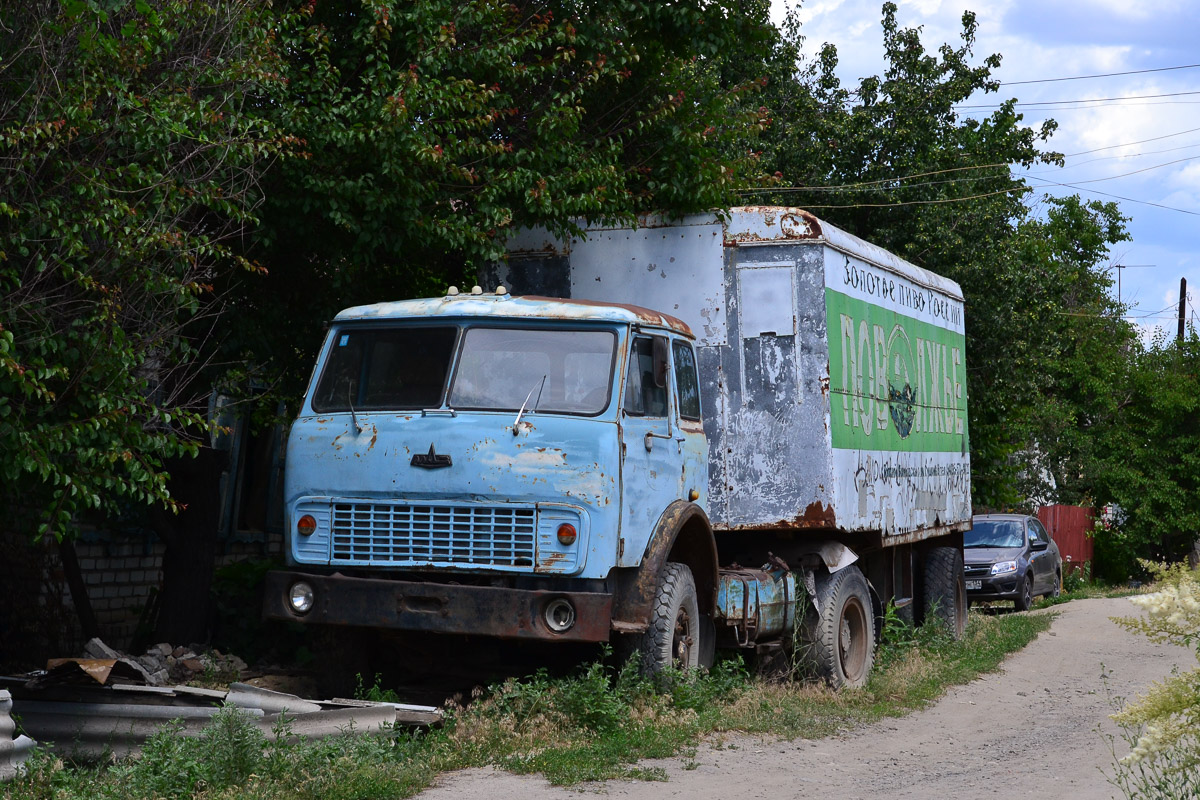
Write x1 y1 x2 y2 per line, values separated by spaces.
825 289 968 453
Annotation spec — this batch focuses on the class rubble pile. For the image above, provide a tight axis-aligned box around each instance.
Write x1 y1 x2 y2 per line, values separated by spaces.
83 638 248 687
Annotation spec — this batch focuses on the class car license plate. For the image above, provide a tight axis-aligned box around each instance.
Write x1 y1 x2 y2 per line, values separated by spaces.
965 580 982 590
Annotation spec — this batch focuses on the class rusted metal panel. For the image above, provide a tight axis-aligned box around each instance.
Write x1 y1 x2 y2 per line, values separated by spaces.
714 558 797 646
7 684 422 760
1038 505 1094 572
1 690 36 783
334 293 692 337
502 207 972 542
263 571 613 642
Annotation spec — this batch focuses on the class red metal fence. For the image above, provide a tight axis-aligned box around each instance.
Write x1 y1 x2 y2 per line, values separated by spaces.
1038 504 1094 574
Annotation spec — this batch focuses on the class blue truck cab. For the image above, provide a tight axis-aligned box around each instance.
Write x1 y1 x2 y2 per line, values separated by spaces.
264 288 716 667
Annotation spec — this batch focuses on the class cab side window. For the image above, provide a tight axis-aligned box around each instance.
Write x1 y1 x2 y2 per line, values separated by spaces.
1029 519 1050 547
624 336 668 417
673 340 702 421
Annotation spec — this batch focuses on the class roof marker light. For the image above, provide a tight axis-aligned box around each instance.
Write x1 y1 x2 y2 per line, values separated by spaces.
447 286 460 296
471 285 483 295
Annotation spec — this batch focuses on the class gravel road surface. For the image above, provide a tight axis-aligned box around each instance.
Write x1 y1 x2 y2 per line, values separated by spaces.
418 596 1195 800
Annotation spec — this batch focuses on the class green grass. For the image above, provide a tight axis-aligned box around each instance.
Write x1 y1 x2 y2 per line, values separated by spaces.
3 610 1051 800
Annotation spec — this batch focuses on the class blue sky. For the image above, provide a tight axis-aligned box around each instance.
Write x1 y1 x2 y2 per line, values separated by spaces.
770 0 1200 339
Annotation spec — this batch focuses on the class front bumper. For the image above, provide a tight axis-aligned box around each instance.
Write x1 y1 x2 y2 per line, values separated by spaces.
263 570 613 642
964 570 1021 601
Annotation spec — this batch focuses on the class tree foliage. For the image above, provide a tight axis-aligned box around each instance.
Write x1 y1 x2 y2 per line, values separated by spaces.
1092 335 1200 579
227 0 777 398
751 3 1131 506
0 0 293 538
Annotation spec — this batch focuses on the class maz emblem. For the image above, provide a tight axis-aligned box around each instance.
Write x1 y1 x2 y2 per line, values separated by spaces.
411 444 452 469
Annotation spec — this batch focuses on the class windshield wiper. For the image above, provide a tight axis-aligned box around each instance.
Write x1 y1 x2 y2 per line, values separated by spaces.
513 375 547 435
348 385 363 434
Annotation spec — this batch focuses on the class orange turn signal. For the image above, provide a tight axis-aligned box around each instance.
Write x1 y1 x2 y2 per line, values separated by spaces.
556 523 577 546
297 514 317 536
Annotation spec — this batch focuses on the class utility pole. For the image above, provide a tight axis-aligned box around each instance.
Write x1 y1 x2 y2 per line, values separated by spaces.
1179 277 1188 344
1109 264 1154 306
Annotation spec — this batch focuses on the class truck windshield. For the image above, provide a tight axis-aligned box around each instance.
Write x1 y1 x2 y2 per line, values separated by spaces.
312 326 457 412
449 327 615 415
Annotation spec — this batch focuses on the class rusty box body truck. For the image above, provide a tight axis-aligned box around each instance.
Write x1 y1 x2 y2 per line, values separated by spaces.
264 207 971 688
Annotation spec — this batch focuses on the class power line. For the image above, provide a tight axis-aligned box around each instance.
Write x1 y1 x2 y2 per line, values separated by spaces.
1046 140 1200 174
1024 174 1200 217
956 90 1200 110
1062 125 1200 157
1000 63 1200 86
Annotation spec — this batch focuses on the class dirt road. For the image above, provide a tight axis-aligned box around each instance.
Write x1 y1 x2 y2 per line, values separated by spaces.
418 596 1195 800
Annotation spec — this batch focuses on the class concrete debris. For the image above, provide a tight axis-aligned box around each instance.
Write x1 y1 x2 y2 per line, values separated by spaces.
1 689 37 783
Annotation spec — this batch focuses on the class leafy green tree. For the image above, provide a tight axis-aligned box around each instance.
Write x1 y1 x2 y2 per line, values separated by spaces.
224 0 777 400
0 0 292 540
749 3 1132 506
1092 334 1200 579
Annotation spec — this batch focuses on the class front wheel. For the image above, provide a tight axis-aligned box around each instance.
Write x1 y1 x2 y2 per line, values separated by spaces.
803 566 875 689
635 562 701 675
1014 573 1034 612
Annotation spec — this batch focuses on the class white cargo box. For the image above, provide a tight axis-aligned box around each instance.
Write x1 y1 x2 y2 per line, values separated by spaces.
491 207 971 543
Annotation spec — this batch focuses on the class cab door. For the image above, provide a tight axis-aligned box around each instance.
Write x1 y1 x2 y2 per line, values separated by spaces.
672 338 708 510
1027 518 1054 594
618 333 684 566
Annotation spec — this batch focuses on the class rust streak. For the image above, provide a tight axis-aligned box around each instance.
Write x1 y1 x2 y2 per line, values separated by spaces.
521 295 692 336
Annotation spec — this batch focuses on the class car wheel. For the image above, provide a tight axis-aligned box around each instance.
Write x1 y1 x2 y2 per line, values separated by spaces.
636 562 701 675
1049 570 1062 599
803 566 875 689
1014 573 1034 612
922 546 968 639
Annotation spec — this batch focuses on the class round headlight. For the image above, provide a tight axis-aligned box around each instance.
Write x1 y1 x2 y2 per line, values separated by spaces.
544 598 576 633
288 581 315 614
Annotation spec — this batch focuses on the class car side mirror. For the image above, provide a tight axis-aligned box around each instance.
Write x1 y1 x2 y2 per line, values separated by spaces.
1031 540 1049 552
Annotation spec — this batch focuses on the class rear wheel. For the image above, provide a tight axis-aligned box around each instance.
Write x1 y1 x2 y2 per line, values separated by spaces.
1014 573 1034 612
803 566 875 689
923 546 968 639
635 562 701 675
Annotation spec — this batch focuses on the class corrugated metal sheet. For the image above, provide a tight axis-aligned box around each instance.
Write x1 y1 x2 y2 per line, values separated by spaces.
7 682 440 760
1 689 37 782
1038 505 1094 573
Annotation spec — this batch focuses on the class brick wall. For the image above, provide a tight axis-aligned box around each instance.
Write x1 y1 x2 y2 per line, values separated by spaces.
1 528 282 664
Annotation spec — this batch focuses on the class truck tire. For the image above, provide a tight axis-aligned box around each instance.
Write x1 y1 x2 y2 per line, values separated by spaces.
805 566 875 689
923 546 967 639
636 562 701 675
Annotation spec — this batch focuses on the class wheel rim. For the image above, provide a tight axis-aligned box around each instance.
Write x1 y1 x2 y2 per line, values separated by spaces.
1023 577 1033 608
838 596 869 683
672 607 694 665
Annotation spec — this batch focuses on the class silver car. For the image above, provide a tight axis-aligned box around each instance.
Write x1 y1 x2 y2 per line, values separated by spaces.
963 514 1062 611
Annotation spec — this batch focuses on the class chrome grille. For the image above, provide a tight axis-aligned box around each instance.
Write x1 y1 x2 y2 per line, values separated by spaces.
964 563 991 578
330 502 536 568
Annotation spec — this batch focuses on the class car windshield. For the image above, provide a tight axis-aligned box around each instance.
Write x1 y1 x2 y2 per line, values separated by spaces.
965 520 1024 548
450 327 615 415
312 326 457 412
